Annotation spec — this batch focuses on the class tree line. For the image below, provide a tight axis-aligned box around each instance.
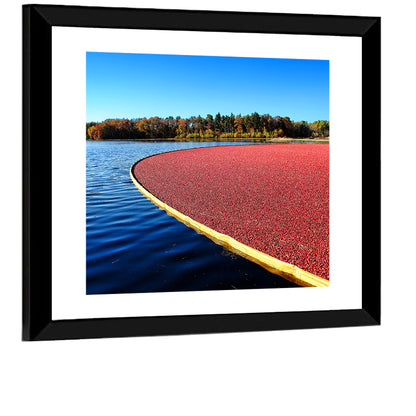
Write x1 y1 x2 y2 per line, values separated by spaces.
86 113 329 140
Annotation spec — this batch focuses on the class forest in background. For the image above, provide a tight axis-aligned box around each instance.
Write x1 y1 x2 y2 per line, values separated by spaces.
86 112 329 140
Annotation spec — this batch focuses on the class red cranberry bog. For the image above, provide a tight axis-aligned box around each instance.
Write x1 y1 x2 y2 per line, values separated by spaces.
131 144 329 287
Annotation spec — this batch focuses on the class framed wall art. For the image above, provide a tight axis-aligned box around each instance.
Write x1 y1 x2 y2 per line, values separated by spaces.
23 4 380 340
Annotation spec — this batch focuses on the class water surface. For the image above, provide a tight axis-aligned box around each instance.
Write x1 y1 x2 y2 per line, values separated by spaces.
86 140 298 294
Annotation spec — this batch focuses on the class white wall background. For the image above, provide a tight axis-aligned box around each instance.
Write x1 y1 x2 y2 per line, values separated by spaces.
1 0 414 415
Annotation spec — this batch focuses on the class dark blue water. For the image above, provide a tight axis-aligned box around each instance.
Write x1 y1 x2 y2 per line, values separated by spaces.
86 140 298 294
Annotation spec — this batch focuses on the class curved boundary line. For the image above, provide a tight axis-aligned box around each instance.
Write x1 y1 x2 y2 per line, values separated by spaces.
130 161 329 288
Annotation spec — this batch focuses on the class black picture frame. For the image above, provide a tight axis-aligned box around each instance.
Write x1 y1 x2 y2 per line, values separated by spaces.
22 4 380 341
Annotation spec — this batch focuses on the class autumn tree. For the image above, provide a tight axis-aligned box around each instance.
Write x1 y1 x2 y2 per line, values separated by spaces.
86 113 328 140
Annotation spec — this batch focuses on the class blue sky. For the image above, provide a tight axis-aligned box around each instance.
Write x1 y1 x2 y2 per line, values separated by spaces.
86 52 329 123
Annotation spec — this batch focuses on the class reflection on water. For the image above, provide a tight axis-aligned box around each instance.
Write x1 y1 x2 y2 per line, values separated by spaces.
86 140 298 294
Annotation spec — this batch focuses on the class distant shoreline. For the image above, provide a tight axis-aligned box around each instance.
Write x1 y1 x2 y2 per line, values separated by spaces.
86 137 329 144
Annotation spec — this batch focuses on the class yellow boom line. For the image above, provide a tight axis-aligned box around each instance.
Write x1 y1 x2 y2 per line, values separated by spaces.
130 164 329 288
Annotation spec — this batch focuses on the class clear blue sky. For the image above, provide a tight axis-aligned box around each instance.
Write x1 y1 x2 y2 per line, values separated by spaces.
86 52 329 123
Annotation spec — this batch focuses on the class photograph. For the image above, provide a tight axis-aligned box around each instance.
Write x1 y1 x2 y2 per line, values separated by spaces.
6 1 415 415
86 52 330 295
